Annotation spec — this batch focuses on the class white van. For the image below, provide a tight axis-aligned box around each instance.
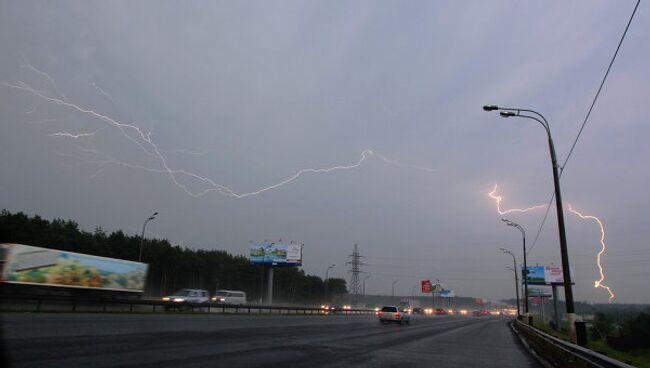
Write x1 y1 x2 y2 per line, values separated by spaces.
211 290 247 305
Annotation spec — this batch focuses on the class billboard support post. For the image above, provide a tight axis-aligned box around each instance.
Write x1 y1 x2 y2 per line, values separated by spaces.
266 266 274 305
552 284 559 331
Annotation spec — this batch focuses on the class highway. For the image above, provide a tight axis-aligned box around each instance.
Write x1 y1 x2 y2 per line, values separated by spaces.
2 313 540 367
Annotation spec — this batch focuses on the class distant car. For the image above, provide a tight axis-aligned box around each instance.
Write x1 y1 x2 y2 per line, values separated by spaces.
378 306 411 325
472 310 482 317
435 308 447 315
211 290 247 304
412 307 424 314
162 288 210 309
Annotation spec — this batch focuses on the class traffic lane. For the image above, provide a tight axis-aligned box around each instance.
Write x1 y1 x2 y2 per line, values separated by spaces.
2 312 376 339
3 314 539 368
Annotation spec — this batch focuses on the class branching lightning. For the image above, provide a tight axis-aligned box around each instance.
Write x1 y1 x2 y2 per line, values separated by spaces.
568 205 615 303
6 67 436 200
488 184 546 215
371 152 437 173
49 132 96 139
487 184 616 303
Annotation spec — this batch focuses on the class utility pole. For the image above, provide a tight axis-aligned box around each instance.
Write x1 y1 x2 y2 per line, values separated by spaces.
347 244 363 305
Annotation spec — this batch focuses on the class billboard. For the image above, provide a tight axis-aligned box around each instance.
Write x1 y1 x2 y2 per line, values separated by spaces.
0 243 148 292
528 287 552 297
421 280 431 293
526 266 546 284
439 289 455 298
525 264 574 285
250 241 302 266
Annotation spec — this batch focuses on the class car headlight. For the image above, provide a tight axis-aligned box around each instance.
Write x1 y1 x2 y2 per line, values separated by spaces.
162 297 170 301
173 298 185 302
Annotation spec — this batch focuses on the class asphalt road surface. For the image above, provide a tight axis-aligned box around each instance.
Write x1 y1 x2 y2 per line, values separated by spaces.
2 313 540 368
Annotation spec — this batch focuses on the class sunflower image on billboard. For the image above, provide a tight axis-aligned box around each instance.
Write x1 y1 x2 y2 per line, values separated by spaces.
0 243 148 292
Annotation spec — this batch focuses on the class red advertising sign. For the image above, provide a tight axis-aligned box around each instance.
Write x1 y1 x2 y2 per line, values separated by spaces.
421 279 431 293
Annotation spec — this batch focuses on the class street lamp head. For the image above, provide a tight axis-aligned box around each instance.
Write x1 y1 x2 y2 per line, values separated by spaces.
500 111 516 118
483 105 499 111
501 218 515 227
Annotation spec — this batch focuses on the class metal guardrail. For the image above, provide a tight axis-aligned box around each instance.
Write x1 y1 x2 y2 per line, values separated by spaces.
513 319 634 368
0 293 375 315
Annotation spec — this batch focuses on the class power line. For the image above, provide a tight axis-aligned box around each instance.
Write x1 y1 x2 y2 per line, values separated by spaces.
527 0 639 255
561 0 640 173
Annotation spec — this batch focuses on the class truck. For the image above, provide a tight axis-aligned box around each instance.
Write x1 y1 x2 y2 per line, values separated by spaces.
0 243 148 298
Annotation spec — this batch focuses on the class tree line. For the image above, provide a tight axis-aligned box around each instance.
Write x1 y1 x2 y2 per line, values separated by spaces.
0 210 347 304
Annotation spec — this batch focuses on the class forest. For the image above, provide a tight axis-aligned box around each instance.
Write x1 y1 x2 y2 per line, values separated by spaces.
0 210 347 305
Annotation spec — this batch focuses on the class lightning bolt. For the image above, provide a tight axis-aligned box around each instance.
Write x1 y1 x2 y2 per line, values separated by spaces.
488 184 546 215
371 152 436 173
568 205 615 303
92 81 113 101
6 69 436 199
49 132 96 139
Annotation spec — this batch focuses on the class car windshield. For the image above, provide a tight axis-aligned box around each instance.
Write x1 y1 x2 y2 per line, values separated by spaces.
381 307 397 312
172 290 192 296
214 291 229 297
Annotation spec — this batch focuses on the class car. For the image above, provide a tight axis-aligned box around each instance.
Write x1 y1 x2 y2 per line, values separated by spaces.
162 288 210 309
378 306 411 325
412 307 424 314
434 308 447 315
211 290 247 304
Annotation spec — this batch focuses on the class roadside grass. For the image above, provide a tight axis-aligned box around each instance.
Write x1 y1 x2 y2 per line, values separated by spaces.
588 341 650 368
530 317 650 368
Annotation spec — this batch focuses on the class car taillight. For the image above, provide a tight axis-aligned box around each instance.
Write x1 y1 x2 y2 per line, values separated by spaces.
395 313 401 318
378 311 383 317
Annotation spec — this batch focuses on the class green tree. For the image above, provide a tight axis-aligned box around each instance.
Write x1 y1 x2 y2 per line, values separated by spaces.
590 312 614 340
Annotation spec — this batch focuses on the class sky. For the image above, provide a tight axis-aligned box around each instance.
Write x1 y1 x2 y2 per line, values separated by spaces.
1 0 648 304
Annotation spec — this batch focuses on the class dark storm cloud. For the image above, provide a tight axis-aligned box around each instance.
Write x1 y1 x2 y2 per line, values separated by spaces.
1 1 648 303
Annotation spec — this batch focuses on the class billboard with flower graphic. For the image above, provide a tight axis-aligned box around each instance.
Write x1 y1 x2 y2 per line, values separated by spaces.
0 243 147 292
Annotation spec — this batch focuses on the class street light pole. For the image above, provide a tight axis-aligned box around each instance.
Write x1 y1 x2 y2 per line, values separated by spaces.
502 219 529 323
139 212 158 262
500 248 521 317
324 264 335 303
363 274 371 296
484 105 576 341
392 280 399 299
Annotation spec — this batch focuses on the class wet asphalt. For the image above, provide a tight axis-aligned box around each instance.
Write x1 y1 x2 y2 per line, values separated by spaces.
2 313 540 367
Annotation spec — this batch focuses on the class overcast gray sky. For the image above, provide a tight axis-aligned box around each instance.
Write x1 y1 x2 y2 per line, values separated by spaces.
1 0 648 303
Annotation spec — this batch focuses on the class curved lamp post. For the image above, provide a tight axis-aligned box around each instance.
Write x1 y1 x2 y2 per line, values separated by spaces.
324 264 336 302
502 219 529 322
484 105 576 341
139 212 158 262
500 248 521 317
